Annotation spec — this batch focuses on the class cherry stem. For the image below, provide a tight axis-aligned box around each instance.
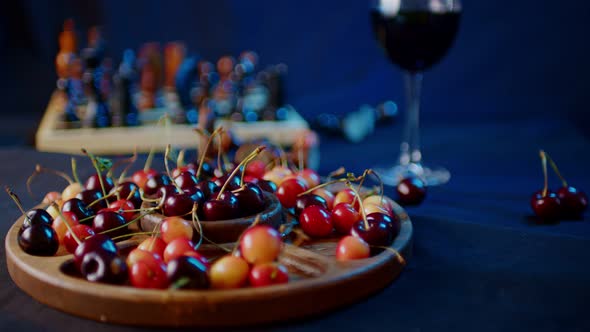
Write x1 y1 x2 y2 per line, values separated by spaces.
191 203 203 250
539 150 549 197
238 151 262 187
216 146 265 200
71 158 81 184
87 191 117 208
545 153 568 187
195 127 222 180
147 220 163 252
111 231 159 242
144 145 156 173
164 144 182 192
177 149 186 168
125 186 138 201
370 245 406 265
327 166 346 180
52 202 81 245
346 181 369 229
352 169 370 207
81 148 108 199
5 186 28 220
97 211 154 235
116 149 138 184
297 173 364 197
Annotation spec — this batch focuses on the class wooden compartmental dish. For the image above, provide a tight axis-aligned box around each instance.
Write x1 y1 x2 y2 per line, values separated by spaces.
5 201 412 327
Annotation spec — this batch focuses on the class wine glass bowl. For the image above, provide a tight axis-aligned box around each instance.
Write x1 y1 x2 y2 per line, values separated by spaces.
370 0 461 186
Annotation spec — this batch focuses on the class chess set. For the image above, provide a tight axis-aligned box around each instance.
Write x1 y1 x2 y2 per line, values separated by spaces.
36 20 314 160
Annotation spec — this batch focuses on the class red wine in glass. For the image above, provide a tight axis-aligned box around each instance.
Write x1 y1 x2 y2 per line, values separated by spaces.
371 1 461 186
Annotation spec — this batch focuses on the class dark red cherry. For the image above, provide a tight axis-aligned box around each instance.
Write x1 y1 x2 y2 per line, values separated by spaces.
144 173 172 196
195 180 219 199
80 250 128 284
174 171 198 191
92 211 129 240
531 192 561 222
213 173 241 191
172 164 196 178
183 187 205 205
84 174 115 193
191 160 215 179
233 183 265 216
367 212 401 239
163 192 195 218
202 192 239 221
557 186 588 219
157 184 180 199
23 209 53 228
74 234 118 270
396 177 426 206
295 194 327 216
167 256 209 289
61 198 93 225
350 218 395 250
18 224 59 256
110 182 142 209
77 189 107 214
257 179 277 193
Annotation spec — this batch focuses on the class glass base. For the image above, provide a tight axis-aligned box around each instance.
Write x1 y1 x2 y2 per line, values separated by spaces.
374 163 451 187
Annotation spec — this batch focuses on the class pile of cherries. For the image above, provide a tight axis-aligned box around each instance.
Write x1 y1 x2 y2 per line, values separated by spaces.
531 150 587 222
9 127 406 290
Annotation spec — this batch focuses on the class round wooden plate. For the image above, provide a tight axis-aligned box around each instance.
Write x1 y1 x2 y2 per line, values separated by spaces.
5 202 412 327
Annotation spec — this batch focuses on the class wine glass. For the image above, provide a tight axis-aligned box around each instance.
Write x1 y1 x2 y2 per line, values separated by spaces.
370 0 461 186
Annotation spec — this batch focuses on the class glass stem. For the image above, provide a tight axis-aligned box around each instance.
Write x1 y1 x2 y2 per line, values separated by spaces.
403 71 423 166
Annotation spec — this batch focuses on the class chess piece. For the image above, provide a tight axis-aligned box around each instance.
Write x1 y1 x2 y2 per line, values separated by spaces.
138 63 157 110
62 56 85 125
115 49 139 126
174 57 200 123
164 42 185 89
55 19 77 80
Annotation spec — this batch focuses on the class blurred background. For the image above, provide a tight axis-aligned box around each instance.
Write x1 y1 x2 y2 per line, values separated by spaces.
0 0 589 145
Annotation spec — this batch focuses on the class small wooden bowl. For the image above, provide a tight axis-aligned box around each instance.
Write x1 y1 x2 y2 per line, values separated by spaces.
140 192 284 243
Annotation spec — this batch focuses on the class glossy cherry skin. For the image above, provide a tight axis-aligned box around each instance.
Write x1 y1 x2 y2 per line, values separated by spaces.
294 194 328 216
163 192 196 218
172 164 196 178
276 178 308 209
92 211 129 240
157 184 179 200
240 225 283 264
174 171 198 191
332 203 362 234
195 180 219 200
336 235 370 261
367 212 401 239
23 209 53 228
64 224 95 254
129 251 168 289
213 173 241 191
350 218 395 250
249 262 289 287
74 234 118 270
557 186 588 218
107 199 136 221
132 169 158 189
137 237 167 258
61 198 94 225
299 205 333 238
167 256 210 289
76 189 107 214
110 182 142 209
80 250 127 284
18 224 59 256
233 183 265 216
257 179 278 193
396 177 427 205
209 255 250 289
202 192 239 221
191 160 215 179
144 173 172 196
84 174 115 193
531 192 561 222
245 160 266 180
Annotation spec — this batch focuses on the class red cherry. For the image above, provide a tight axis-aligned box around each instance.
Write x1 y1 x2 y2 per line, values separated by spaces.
248 262 289 287
84 174 115 193
312 188 335 210
333 188 360 210
336 235 370 260
276 178 308 209
132 169 158 189
240 225 283 264
245 160 267 180
332 203 361 234
128 250 168 289
396 177 427 205
531 192 561 222
161 216 194 244
52 211 80 244
557 186 588 218
299 205 333 238
163 238 195 263
64 224 95 253
107 199 136 221
137 237 167 258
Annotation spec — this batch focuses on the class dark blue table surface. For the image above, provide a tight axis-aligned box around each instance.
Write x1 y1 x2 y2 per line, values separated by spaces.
1 1 590 331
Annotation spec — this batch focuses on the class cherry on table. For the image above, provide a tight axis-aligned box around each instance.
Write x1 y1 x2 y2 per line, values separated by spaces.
64 224 95 253
132 169 158 190
336 235 370 261
173 171 198 191
240 225 282 264
213 173 241 191
137 237 167 258
161 216 194 244
350 218 395 250
163 238 196 263
333 188 360 211
110 182 142 209
107 199 136 221
129 250 168 289
195 180 219 200
531 191 561 222
209 255 250 289
557 186 588 219
396 177 427 206
162 192 196 218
